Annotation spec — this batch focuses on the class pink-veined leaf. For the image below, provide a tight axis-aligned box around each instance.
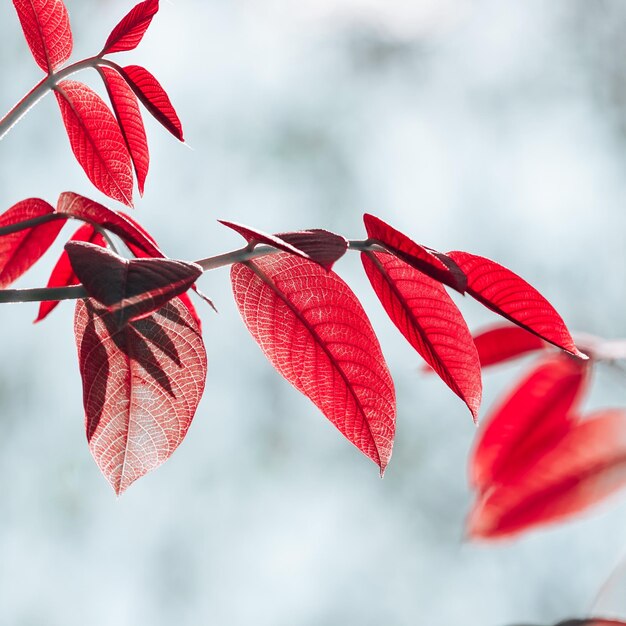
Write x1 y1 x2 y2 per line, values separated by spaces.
0 198 66 288
362 250 482 420
54 81 134 206
66 242 202 326
35 223 106 322
447 250 585 358
12 0 73 73
220 220 348 269
471 355 589 493
56 192 160 256
363 214 467 293
75 296 207 494
98 67 149 195
118 65 183 141
101 0 159 55
231 253 396 472
468 408 626 539
473 324 547 368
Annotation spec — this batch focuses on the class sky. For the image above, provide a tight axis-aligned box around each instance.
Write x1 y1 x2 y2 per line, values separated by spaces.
1 0 626 625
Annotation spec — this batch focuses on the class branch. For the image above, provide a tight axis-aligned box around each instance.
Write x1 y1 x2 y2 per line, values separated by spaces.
0 240 386 304
0 57 119 141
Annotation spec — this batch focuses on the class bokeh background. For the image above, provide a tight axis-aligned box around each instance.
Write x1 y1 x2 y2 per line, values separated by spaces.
1 1 626 624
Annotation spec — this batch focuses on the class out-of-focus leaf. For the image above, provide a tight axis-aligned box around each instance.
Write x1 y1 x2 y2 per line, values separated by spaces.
468 408 626 539
473 324 547 368
471 355 588 492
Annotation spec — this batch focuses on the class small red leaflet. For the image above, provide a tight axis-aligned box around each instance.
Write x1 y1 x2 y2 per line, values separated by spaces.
101 0 159 56
447 250 585 358
363 214 467 293
35 223 106 322
231 253 396 473
12 0 73 73
0 198 66 288
119 65 184 141
473 324 547 368
66 242 202 327
362 250 482 420
54 81 134 206
98 67 150 196
220 220 348 270
75 297 207 494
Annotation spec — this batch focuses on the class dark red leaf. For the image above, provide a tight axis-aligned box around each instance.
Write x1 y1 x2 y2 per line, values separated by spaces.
56 192 160 256
220 221 348 269
12 0 72 73
468 408 626 539
75 297 207 494
54 81 134 206
473 324 547 368
66 242 202 327
118 65 183 141
447 250 585 358
275 229 348 269
363 214 467 293
362 250 482 420
101 0 159 55
231 253 396 472
98 66 149 196
0 198 66 288
35 223 106 322
471 355 589 492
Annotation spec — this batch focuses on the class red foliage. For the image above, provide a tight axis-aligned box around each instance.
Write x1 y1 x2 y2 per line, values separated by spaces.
12 0 73 72
473 324 547 367
231 253 396 472
75 297 207 494
101 0 159 55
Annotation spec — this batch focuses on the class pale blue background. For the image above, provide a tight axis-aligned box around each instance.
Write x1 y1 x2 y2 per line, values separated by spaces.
1 1 626 624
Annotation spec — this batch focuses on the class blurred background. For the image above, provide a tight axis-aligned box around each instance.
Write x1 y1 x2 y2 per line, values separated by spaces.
1 0 626 624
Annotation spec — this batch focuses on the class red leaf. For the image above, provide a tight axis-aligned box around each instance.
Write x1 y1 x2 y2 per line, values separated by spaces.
471 355 589 492
0 198 66 288
473 324 547 368
66 242 202 326
101 0 159 55
98 67 149 195
35 223 106 322
275 229 348 269
56 192 160 256
220 221 348 269
446 250 585 358
363 214 467 293
362 250 482 420
468 408 626 539
12 0 73 73
118 65 183 141
231 253 396 472
75 297 207 494
54 81 134 206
